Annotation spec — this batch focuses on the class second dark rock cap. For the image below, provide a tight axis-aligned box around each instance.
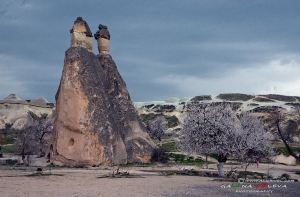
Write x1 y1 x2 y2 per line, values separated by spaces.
94 24 110 40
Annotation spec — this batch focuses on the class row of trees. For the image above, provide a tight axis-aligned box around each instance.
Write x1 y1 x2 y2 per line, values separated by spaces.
3 102 300 172
145 102 300 177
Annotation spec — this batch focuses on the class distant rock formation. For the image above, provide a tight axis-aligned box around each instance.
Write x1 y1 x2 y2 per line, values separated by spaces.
50 17 155 167
0 94 53 130
3 94 23 101
30 97 49 106
165 97 180 103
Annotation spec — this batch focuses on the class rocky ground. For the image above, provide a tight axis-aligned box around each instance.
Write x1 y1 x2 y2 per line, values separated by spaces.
0 162 299 197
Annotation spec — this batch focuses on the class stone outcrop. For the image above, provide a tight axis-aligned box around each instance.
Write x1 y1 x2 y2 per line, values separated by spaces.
0 94 53 130
94 24 110 54
70 17 93 52
50 17 155 167
30 97 49 106
3 94 23 101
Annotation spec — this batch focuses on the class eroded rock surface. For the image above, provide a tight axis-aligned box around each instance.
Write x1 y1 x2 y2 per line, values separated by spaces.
50 18 155 166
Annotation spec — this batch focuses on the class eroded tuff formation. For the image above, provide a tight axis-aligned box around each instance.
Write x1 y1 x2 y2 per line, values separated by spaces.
0 94 53 130
50 17 155 166
70 17 93 52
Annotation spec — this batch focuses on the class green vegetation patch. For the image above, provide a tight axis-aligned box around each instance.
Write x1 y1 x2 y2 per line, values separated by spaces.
260 94 296 102
191 95 212 102
286 103 300 107
153 105 176 112
217 93 254 101
140 114 179 128
168 153 212 166
247 103 259 107
212 102 243 111
253 97 275 102
159 141 177 152
164 115 179 128
0 136 15 145
252 106 283 113
208 154 219 160
274 146 300 157
140 113 157 122
1 145 15 154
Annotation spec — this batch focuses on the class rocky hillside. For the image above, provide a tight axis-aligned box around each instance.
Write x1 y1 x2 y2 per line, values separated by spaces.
0 94 54 130
1 93 299 133
134 93 300 137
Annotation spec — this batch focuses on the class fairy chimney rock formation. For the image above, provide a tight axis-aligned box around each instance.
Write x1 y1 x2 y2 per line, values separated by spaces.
94 24 110 54
70 17 93 52
51 17 155 167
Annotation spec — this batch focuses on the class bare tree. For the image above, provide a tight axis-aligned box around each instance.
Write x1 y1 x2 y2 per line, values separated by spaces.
271 108 300 162
14 126 37 165
31 118 53 157
146 116 168 146
14 113 53 165
179 102 273 177
1 123 13 138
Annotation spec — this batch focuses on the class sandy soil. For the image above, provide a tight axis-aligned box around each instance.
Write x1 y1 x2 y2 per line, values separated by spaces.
1 164 300 197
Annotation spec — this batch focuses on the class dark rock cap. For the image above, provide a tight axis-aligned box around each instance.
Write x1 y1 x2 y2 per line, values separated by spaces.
94 24 110 40
70 17 93 37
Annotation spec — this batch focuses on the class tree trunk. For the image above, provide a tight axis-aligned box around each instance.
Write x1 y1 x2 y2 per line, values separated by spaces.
244 163 250 180
21 148 25 164
275 120 300 161
0 146 2 158
159 139 162 146
25 154 31 166
217 162 225 177
205 154 208 169
217 154 227 177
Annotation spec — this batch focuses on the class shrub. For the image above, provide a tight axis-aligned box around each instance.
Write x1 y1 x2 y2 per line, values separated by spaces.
164 115 179 128
191 95 212 102
253 97 275 102
259 94 296 102
247 103 259 107
140 113 157 122
160 141 177 152
286 103 300 107
151 147 169 163
216 93 254 101
5 159 18 165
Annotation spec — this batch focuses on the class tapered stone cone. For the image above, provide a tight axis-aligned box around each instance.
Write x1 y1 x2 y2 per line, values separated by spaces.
50 17 155 167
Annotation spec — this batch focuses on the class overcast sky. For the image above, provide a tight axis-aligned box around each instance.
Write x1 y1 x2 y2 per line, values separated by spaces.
1 0 300 102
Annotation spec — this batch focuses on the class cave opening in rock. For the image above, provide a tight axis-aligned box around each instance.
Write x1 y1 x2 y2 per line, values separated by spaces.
68 138 75 146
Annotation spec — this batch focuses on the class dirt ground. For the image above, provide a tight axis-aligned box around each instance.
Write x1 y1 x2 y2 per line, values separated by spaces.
1 164 300 197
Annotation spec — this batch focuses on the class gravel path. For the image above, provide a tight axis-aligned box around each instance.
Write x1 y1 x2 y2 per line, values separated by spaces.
0 167 299 197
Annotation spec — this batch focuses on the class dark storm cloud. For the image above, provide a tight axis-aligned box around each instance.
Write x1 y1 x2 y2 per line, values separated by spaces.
1 0 300 102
